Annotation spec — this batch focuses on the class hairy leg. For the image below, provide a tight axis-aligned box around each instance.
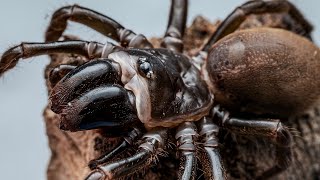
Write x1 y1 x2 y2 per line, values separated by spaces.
88 128 142 170
85 128 168 180
212 106 293 179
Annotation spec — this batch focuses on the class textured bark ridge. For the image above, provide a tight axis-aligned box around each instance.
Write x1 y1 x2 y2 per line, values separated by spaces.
44 14 320 180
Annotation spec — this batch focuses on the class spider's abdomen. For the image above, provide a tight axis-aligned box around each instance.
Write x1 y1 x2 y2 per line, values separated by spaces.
205 27 320 117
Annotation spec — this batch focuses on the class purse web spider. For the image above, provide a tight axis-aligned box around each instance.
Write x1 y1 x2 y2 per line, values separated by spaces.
0 0 318 179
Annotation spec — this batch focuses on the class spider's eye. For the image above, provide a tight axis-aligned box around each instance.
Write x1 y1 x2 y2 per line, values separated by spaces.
138 57 153 79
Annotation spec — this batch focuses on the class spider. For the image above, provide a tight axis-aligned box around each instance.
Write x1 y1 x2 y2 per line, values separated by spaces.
0 0 318 179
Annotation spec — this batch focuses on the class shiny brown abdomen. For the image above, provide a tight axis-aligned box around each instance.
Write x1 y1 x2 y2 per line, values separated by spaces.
206 27 320 117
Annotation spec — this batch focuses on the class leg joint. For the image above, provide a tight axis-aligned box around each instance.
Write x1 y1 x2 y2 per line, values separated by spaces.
275 122 293 147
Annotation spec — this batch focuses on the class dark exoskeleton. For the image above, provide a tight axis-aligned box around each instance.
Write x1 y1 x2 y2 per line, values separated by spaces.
1 0 319 179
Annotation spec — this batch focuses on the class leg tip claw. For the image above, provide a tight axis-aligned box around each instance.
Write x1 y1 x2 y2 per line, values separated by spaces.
85 170 105 180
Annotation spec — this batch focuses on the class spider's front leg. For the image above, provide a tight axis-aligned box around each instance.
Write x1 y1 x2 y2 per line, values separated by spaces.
46 4 152 48
0 40 121 76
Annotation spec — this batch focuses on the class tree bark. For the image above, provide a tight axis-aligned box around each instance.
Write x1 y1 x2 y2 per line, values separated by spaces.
44 14 320 180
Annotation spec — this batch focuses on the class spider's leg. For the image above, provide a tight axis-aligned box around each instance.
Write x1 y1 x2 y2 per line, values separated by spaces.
46 5 153 48
212 106 293 179
201 0 313 52
197 117 226 180
0 40 121 76
88 127 142 170
161 0 188 52
85 128 168 180
175 122 198 180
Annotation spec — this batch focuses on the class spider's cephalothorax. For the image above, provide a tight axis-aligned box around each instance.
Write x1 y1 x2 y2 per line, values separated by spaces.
1 0 319 179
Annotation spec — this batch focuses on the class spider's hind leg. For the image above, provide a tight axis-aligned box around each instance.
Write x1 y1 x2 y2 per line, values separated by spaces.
161 0 188 53
202 0 313 52
212 106 293 179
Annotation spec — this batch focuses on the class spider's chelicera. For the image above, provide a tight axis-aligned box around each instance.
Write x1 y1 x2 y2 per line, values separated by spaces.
1 0 319 179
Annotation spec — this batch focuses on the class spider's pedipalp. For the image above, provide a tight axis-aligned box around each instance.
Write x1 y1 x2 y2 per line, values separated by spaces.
46 5 153 49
